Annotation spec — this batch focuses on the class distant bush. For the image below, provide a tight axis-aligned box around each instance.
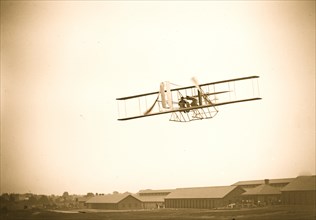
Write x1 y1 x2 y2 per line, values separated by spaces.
1 206 8 213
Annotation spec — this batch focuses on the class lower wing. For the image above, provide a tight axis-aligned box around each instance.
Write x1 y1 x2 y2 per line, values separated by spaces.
117 97 262 121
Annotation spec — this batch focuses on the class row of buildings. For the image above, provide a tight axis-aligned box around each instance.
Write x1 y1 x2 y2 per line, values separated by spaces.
82 175 315 210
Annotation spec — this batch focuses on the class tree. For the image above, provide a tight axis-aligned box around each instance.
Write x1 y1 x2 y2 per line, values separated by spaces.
9 193 18 202
27 195 38 205
0 193 10 202
38 195 50 205
87 192 94 197
62 192 69 197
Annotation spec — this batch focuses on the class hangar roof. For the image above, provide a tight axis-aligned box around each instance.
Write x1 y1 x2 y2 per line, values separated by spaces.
232 178 294 186
86 193 139 204
242 184 281 195
138 189 174 194
134 194 166 202
77 196 92 202
281 175 316 192
165 186 244 199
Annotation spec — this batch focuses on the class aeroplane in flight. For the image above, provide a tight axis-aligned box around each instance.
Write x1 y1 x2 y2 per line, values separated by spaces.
116 76 261 122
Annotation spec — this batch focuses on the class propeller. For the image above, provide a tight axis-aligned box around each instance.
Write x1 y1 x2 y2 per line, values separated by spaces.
191 77 212 104
191 77 218 113
191 77 202 92
160 82 167 108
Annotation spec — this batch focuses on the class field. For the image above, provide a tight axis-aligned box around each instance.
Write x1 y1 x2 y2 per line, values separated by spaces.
1 205 315 220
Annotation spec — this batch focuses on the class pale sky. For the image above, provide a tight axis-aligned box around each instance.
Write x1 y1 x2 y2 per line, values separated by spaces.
1 1 315 195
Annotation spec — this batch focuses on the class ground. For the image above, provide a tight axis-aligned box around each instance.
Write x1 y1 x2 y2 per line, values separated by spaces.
0 205 315 220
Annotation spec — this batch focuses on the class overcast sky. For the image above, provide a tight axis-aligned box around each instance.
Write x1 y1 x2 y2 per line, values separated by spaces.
1 1 315 195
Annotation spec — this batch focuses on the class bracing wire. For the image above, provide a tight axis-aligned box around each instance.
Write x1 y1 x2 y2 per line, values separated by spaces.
117 101 120 118
138 97 141 115
228 82 231 101
233 81 236 100
124 100 127 117
252 78 255 97
257 78 260 97
169 82 183 87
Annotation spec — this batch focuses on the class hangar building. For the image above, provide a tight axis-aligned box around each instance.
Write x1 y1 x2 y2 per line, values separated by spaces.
165 185 245 209
241 179 282 205
281 175 316 205
136 189 174 209
85 193 142 210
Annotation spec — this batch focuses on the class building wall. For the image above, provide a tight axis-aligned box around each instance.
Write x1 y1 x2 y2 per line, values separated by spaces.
165 188 244 209
282 191 316 205
165 198 225 209
87 203 117 209
87 196 142 210
117 196 142 210
137 192 169 209
78 201 87 208
242 194 281 205
224 187 245 204
143 202 164 209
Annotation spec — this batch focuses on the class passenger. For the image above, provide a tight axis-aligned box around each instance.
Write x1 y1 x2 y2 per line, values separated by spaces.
178 97 190 112
191 98 198 107
186 96 198 107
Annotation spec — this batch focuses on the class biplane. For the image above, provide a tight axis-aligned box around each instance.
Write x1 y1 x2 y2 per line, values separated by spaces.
116 76 261 122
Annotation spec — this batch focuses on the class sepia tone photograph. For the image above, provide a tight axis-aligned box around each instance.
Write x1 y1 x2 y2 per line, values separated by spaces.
1 1 315 219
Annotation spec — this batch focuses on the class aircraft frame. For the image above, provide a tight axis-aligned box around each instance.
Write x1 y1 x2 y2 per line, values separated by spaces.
116 76 261 122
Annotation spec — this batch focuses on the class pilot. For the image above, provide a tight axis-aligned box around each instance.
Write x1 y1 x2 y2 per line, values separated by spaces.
179 97 191 113
178 97 187 108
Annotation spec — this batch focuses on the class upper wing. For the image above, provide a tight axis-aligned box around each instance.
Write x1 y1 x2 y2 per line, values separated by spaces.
116 76 259 100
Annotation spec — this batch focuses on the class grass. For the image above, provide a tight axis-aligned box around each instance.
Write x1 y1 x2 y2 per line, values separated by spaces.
1 205 315 220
